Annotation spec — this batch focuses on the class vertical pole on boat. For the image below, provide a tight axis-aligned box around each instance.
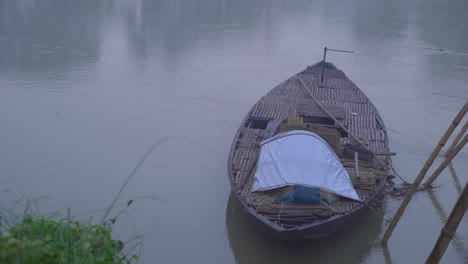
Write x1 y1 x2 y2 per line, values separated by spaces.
319 47 353 87
423 134 467 188
320 47 328 86
426 182 468 264
444 121 467 157
381 100 468 245
354 152 360 179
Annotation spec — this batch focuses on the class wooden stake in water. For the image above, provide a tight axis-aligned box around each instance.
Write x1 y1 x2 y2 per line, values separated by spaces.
444 121 467 157
381 100 468 245
423 134 467 188
426 183 468 264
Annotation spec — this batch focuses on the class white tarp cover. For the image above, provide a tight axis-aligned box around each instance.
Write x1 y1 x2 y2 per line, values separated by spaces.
252 130 361 201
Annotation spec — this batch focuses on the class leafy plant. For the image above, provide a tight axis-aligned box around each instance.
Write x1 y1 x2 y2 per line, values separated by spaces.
0 217 138 264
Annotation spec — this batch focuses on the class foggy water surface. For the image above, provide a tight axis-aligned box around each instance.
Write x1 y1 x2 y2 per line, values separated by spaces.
1 0 467 263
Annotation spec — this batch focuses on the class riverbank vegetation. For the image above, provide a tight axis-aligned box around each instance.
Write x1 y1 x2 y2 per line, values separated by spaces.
0 198 141 264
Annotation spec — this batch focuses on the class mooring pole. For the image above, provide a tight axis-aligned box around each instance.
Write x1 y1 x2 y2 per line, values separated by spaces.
426 183 468 264
381 100 468 245
444 121 467 157
319 47 353 87
423 134 467 188
320 47 328 85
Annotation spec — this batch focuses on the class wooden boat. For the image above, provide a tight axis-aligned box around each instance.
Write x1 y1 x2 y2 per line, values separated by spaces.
227 59 393 240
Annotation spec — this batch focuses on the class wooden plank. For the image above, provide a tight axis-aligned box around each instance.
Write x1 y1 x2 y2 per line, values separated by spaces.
354 152 360 179
374 152 396 156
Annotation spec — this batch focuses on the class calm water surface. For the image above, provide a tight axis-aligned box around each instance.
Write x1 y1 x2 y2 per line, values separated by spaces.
1 0 467 263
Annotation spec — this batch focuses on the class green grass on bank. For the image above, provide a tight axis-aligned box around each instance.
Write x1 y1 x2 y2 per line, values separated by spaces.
0 216 138 264
0 196 144 264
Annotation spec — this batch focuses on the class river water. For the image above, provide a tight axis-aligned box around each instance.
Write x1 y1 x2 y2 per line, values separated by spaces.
1 0 467 263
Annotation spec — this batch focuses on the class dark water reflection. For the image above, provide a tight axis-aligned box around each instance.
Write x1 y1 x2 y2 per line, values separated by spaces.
226 193 385 264
1 0 467 263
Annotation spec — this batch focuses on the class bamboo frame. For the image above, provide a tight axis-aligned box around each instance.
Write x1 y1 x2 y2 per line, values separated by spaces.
423 134 467 188
381 100 467 245
444 121 467 156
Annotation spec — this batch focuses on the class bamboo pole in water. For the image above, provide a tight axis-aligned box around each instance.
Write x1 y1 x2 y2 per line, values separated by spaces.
381 100 468 245
423 134 467 188
444 121 467 157
426 183 468 264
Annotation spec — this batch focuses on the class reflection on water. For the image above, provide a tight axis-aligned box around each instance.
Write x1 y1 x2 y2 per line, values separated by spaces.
226 193 384 264
426 189 468 262
0 0 467 263
0 0 105 74
448 163 463 194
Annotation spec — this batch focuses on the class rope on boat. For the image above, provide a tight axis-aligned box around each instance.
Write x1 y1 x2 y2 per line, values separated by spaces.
386 127 434 148
278 202 284 227
322 201 337 213
386 160 410 184
362 200 391 225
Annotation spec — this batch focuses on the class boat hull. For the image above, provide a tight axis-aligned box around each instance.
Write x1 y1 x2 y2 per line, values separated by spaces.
236 193 367 240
